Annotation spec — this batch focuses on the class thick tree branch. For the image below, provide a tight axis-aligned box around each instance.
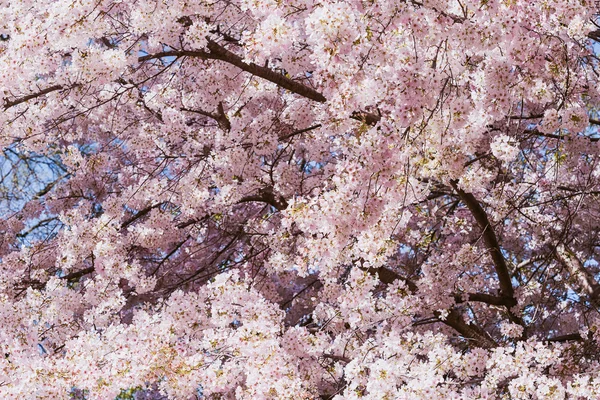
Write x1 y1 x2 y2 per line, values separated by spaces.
61 266 95 282
205 40 326 102
438 309 497 349
359 265 418 292
139 41 327 103
121 202 166 229
555 243 600 304
350 111 381 126
545 333 583 343
322 353 351 364
454 292 517 307
182 101 231 131
589 29 600 42
3 85 64 110
450 180 515 300
238 187 289 211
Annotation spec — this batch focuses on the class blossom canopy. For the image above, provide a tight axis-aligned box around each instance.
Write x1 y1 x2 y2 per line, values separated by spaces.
1 0 600 399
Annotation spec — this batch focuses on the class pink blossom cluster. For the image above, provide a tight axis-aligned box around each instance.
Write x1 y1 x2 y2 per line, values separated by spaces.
0 0 599 398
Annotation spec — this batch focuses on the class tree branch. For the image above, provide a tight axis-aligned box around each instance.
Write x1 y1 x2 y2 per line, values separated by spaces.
589 29 600 42
322 353 351 364
139 41 327 103
454 292 517 307
555 243 600 304
281 279 322 309
278 124 322 141
238 187 289 211
545 333 583 343
121 202 165 229
525 128 600 142
3 85 64 110
438 309 497 349
182 101 231 131
450 180 515 300
61 266 95 282
350 111 381 126
359 265 418 292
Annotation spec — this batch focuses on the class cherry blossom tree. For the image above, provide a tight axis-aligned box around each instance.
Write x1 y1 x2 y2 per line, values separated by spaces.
2 0 600 398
